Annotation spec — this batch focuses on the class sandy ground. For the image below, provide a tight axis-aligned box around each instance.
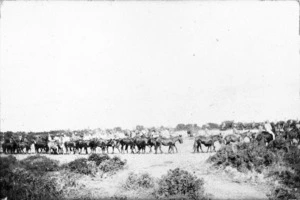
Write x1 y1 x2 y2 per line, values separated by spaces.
1 136 269 200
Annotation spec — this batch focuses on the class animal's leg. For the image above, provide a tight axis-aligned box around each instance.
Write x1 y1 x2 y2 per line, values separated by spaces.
174 145 178 153
199 144 204 153
116 145 120 153
160 145 163 154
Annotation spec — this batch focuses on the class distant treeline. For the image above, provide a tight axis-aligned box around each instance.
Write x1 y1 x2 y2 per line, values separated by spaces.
0 120 286 140
175 121 264 132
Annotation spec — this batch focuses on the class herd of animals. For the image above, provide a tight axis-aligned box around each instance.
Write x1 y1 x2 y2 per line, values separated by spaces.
1 132 183 155
1 120 299 155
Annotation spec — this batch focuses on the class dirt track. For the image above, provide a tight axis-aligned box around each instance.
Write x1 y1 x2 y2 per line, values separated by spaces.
3 137 270 200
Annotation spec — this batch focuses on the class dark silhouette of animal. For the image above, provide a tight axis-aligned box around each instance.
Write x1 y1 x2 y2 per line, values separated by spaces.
134 136 148 153
17 138 34 154
34 137 49 154
64 141 76 154
119 137 135 153
2 138 16 154
146 137 156 153
255 131 274 146
75 139 90 154
99 139 120 154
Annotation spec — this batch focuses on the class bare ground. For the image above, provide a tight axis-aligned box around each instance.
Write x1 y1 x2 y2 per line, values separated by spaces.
2 137 270 200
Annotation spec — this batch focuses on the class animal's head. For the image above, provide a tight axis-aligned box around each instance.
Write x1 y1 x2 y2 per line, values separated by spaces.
217 134 223 144
178 135 183 144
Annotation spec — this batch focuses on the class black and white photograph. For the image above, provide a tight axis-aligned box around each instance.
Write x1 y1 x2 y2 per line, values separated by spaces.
0 1 299 200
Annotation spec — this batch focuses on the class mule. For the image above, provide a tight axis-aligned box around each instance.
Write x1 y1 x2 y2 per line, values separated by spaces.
99 139 120 154
75 139 90 154
119 137 135 153
134 136 148 153
64 141 76 154
34 139 49 154
154 135 183 154
194 134 222 153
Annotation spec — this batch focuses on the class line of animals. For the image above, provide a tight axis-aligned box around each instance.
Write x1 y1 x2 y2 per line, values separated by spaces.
1 134 183 154
194 120 300 153
1 120 299 155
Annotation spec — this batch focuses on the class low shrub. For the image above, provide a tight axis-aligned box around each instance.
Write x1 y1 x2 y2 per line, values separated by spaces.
268 186 299 200
153 168 207 200
283 146 300 173
20 155 60 175
208 142 277 173
0 156 63 200
123 172 155 190
65 158 96 175
208 141 300 200
98 156 126 174
269 147 300 199
88 153 110 166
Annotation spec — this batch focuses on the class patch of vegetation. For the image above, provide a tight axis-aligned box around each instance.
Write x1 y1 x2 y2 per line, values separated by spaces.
123 172 155 190
63 155 126 176
208 142 277 173
269 147 300 199
208 142 300 200
88 153 110 166
98 156 127 174
64 158 97 176
153 168 208 200
20 155 60 175
0 155 63 200
267 186 299 200
111 195 128 200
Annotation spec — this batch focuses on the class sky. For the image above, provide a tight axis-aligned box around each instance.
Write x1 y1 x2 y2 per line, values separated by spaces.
0 1 299 132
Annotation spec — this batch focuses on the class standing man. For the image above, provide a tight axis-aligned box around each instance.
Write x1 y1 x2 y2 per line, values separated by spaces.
204 125 209 137
264 120 275 140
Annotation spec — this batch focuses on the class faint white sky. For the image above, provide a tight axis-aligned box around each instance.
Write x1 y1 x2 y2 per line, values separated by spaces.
0 1 299 132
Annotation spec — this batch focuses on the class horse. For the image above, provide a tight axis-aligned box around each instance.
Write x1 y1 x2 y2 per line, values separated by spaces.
47 140 60 154
64 141 76 154
146 137 156 153
2 138 16 154
89 138 100 153
17 138 35 154
134 136 148 153
255 131 274 146
193 134 222 153
99 139 120 154
75 139 90 154
224 134 241 145
34 137 49 154
154 135 183 154
119 137 135 153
